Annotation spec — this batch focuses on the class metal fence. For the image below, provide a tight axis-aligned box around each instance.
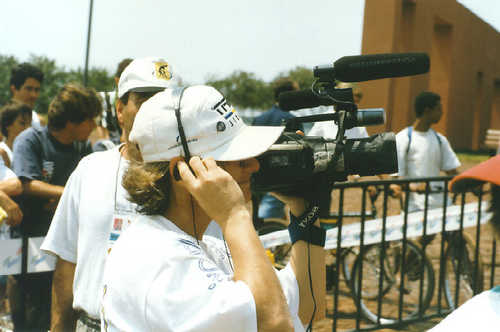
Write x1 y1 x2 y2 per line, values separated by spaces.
259 176 497 331
0 176 498 331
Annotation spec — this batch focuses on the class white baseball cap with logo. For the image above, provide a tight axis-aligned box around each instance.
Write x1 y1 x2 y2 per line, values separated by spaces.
118 57 177 98
129 85 285 162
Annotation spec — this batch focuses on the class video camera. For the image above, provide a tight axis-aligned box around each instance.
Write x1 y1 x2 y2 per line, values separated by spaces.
251 53 430 196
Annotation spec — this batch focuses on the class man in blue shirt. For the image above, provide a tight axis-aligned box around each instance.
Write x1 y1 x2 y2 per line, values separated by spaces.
252 77 302 130
8 83 101 332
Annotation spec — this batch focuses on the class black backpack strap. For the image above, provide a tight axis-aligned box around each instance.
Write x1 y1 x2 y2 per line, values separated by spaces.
431 128 442 147
406 126 413 155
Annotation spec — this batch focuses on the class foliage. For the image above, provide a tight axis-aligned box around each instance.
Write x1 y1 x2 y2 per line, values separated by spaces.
1 52 315 114
277 66 315 91
65 67 115 93
0 55 19 108
0 54 114 114
29 55 71 115
205 67 315 111
206 71 273 110
456 152 490 163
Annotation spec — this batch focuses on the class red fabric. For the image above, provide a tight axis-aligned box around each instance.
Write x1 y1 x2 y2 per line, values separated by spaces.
450 155 500 192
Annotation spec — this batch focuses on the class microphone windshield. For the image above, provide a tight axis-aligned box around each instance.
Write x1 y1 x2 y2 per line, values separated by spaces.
334 53 430 82
313 53 430 83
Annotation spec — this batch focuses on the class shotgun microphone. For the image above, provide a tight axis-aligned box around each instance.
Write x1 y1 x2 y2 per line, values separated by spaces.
314 52 430 82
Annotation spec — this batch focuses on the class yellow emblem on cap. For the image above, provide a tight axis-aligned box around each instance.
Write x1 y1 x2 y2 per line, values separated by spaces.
155 62 172 80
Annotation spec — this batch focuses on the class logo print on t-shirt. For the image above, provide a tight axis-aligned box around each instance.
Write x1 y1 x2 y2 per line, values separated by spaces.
113 218 123 231
42 160 55 182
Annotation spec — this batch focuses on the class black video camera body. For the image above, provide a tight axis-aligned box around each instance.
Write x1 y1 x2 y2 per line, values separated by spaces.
251 52 430 197
251 131 398 196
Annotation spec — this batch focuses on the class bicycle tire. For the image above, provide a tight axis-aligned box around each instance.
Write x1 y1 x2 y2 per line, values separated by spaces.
257 220 291 270
350 240 435 324
325 247 357 292
442 231 484 309
340 247 358 287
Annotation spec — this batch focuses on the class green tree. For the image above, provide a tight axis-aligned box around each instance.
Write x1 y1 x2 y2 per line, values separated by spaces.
0 55 19 107
29 55 69 115
275 66 315 91
206 71 273 110
0 53 114 114
65 67 115 92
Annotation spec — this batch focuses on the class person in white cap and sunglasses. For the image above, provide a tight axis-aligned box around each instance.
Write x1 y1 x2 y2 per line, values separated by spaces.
41 57 177 332
101 85 326 331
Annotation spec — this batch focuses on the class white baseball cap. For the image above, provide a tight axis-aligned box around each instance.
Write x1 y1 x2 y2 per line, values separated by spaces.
129 85 285 162
117 57 176 98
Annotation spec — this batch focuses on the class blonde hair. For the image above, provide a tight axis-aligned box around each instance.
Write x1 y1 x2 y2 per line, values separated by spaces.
122 143 171 215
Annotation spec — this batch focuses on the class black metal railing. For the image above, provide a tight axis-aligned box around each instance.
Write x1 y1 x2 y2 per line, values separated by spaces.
323 176 496 331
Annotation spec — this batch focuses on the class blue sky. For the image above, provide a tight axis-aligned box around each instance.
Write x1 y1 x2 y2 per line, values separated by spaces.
1 0 498 84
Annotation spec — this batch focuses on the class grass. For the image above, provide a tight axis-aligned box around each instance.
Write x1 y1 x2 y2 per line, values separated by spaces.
457 152 491 164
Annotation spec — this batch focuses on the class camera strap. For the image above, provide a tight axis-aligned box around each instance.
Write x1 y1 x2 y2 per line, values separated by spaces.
174 87 190 160
288 205 325 246
172 86 202 246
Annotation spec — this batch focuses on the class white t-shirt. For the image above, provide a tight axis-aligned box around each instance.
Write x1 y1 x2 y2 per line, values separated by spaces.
0 141 13 166
101 215 305 332
308 110 369 140
0 162 17 238
0 162 16 181
395 127 461 211
32 110 42 129
41 146 138 319
428 286 500 331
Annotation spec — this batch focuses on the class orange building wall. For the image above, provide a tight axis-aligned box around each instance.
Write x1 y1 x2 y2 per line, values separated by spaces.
359 0 500 150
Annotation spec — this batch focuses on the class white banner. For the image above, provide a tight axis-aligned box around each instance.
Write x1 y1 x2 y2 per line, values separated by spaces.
27 237 56 273
0 202 491 275
0 238 22 275
0 237 57 275
260 202 492 250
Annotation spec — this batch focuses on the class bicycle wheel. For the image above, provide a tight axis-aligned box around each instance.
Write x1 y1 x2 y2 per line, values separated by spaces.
350 240 435 324
257 220 291 270
340 247 359 287
325 247 358 292
442 231 484 309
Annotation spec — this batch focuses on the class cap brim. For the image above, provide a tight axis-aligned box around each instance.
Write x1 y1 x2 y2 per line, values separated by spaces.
119 86 168 98
130 87 168 94
200 126 285 161
450 155 500 192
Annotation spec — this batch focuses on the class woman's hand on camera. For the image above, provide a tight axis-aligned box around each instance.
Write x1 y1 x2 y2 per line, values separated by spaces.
270 192 306 217
176 156 249 226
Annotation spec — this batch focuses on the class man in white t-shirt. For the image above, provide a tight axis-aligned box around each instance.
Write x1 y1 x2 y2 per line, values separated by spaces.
429 155 500 331
101 86 326 331
391 91 461 212
41 57 177 332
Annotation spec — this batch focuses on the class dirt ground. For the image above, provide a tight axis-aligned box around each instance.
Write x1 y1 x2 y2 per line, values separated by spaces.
312 160 500 332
